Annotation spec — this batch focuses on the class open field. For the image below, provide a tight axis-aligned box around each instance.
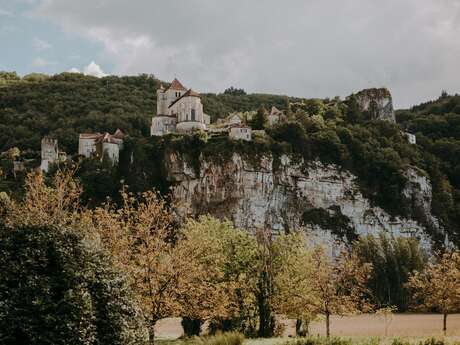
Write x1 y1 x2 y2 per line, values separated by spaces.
155 314 460 340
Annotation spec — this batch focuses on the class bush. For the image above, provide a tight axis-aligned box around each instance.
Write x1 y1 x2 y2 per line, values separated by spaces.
0 224 147 345
283 336 352 345
192 332 244 345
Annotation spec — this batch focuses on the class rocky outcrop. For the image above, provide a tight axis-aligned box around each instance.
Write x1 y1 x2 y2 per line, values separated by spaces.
166 152 440 245
354 88 395 123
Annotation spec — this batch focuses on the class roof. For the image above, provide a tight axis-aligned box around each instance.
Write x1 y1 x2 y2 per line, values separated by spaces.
168 88 201 108
113 129 125 139
96 133 124 145
270 106 283 116
80 130 125 144
79 133 102 139
166 78 187 91
226 113 243 121
229 123 251 129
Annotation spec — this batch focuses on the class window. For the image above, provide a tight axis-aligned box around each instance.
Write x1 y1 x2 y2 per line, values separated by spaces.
191 109 196 121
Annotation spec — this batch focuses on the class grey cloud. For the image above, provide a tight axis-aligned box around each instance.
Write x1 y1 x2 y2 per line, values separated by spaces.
35 0 460 108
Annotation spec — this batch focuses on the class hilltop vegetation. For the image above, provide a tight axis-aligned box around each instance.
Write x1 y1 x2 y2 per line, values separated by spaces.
397 93 460 244
0 72 302 154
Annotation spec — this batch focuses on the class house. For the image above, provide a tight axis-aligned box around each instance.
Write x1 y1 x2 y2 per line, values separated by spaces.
40 137 67 172
217 113 243 126
229 124 252 141
151 79 210 136
268 106 284 126
208 111 253 141
78 129 125 164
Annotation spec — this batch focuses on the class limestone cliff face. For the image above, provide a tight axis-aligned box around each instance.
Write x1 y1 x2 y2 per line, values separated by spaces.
166 152 440 244
354 88 395 123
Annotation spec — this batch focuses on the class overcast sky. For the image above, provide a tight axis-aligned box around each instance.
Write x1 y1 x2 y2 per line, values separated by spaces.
2 0 460 108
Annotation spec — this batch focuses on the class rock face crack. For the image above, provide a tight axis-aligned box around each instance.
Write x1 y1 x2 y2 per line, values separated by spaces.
167 152 440 245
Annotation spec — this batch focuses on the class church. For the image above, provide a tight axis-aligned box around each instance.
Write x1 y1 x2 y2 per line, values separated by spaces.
151 79 210 136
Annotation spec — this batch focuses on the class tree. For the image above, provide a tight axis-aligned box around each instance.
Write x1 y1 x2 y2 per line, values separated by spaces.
407 250 460 335
223 87 246 96
310 247 373 337
250 105 268 130
1 170 87 232
176 216 258 335
374 306 397 336
272 232 318 336
91 190 185 344
0 224 147 345
353 233 428 310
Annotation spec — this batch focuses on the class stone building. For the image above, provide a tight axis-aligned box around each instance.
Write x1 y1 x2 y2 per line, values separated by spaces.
40 137 66 172
78 129 125 164
151 79 210 136
217 113 243 126
229 124 252 141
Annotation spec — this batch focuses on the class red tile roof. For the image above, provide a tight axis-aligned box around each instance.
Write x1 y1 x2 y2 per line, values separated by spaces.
167 78 187 91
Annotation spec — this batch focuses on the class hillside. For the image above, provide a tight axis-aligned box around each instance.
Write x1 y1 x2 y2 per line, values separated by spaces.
0 72 459 246
396 93 460 244
0 72 305 154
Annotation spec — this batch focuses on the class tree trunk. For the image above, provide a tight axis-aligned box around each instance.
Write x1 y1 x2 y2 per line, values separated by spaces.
257 271 274 337
443 313 447 336
295 319 309 337
326 312 330 338
295 319 303 337
149 323 156 345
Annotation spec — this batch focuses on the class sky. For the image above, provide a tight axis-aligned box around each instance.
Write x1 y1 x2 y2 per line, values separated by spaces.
1 0 460 108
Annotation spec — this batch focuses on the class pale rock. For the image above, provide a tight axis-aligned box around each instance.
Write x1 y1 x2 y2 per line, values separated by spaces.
166 152 440 245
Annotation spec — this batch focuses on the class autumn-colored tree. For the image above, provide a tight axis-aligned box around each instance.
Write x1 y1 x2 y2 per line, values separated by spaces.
91 189 185 344
1 169 88 232
407 250 460 335
272 232 318 336
176 216 258 333
310 247 373 337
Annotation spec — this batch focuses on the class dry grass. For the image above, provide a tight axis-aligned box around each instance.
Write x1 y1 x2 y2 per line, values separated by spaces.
308 314 460 337
154 314 460 342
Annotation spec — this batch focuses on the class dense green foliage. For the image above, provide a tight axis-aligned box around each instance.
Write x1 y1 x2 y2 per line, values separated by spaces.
397 93 460 245
0 224 146 345
302 207 356 242
0 72 158 154
353 234 428 311
0 72 305 154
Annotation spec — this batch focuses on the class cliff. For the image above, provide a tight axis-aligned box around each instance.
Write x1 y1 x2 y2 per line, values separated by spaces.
354 88 395 122
166 152 441 245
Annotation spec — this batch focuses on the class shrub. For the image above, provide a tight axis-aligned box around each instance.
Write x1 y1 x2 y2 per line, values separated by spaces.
420 338 446 345
391 338 412 345
192 332 244 345
283 336 352 345
0 224 147 345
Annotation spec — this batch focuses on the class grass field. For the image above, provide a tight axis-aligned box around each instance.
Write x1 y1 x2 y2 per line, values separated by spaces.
154 314 460 340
